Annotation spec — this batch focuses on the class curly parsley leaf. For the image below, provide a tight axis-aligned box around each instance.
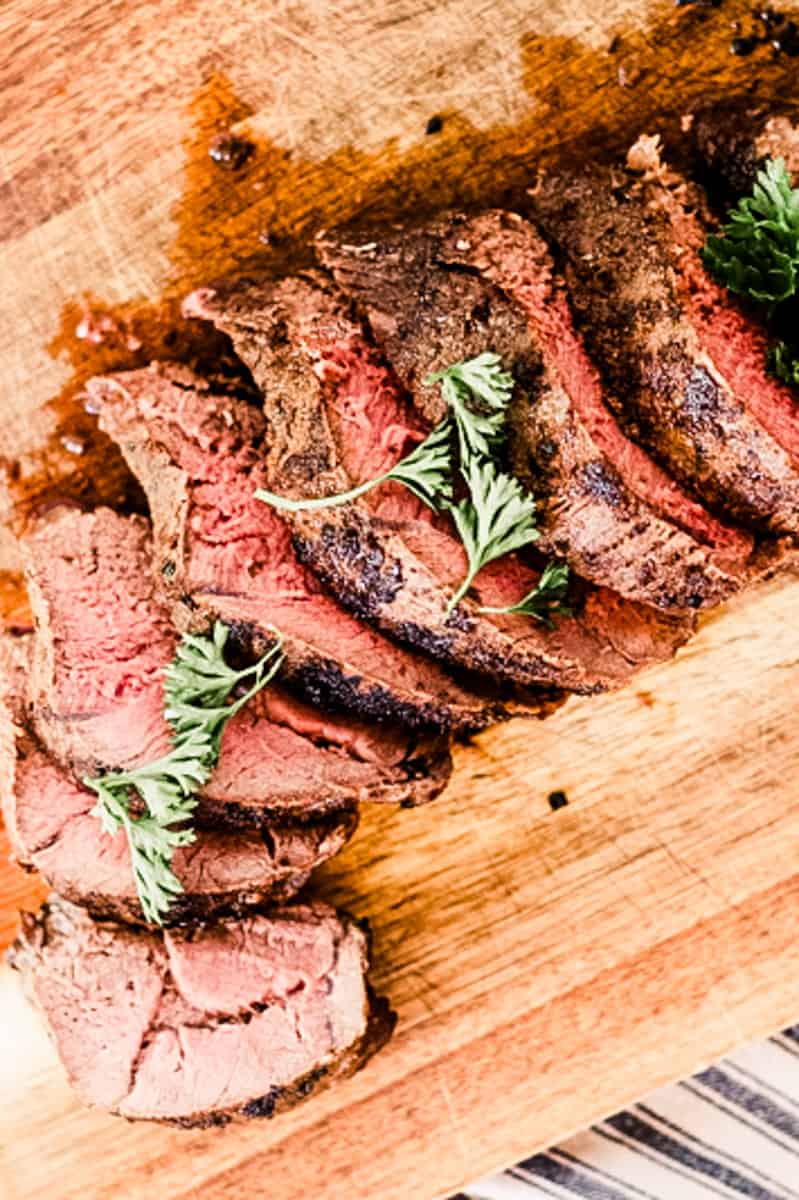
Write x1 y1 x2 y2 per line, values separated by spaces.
701 157 799 308
426 352 515 462
87 623 283 925
769 340 799 387
479 559 572 628
255 420 453 513
446 458 540 612
164 623 284 754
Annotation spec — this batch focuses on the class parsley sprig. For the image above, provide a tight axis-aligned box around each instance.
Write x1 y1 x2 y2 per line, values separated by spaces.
770 340 799 387
424 358 569 617
701 158 799 309
701 157 799 393
426 352 515 461
479 559 572 628
255 350 569 619
446 458 540 612
86 622 283 925
255 420 453 513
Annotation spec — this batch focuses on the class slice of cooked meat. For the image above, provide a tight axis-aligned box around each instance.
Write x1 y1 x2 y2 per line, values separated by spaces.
3 730 357 926
528 163 799 533
320 211 755 614
186 276 692 694
88 365 504 734
9 896 394 1124
0 636 357 924
691 100 799 199
23 507 452 818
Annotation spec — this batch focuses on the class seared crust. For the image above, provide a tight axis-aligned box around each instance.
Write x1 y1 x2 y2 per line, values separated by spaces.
429 208 757 613
691 100 799 199
528 167 799 534
89 364 505 734
192 272 691 693
168 987 395 1128
9 898 394 1125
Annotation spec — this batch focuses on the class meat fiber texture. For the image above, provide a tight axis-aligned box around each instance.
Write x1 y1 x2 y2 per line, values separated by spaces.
186 274 691 694
9 897 394 1124
88 364 509 734
318 211 758 615
527 157 799 537
0 635 357 926
22 506 452 818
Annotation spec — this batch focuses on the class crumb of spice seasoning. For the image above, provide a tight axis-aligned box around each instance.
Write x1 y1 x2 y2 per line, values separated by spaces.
209 132 255 170
548 790 569 811
425 115 443 135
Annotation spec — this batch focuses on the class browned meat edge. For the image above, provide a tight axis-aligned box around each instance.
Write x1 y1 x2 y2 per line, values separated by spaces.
527 164 799 534
319 210 756 614
186 275 692 694
89 364 514 733
8 897 395 1125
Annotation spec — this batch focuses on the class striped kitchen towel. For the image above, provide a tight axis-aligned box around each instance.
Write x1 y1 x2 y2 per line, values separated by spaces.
459 1026 799 1200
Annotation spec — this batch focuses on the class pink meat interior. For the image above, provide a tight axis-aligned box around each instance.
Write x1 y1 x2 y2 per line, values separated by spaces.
666 194 799 466
455 213 751 560
298 321 549 609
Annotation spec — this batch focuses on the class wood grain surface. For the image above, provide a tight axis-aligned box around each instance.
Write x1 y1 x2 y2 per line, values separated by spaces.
2 3 799 1198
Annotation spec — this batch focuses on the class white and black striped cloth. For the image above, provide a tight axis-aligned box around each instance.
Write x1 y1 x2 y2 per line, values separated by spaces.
457 1027 799 1200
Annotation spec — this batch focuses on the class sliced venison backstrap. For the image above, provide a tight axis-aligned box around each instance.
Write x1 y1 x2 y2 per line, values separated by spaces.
89 364 504 734
188 275 692 694
0 635 356 925
22 507 452 818
10 897 394 1124
528 164 799 534
319 211 755 614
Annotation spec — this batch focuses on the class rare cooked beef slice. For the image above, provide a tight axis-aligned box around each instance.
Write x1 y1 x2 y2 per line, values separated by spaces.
527 163 799 533
321 211 755 614
9 897 394 1124
23 509 176 772
187 275 691 693
690 100 799 199
88 365 502 734
0 635 358 924
22 507 452 816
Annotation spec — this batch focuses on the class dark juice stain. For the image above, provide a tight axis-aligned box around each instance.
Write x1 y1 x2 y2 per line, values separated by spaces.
3 0 798 631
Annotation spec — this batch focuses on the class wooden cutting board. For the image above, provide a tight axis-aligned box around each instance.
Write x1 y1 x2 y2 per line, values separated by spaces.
3 2 799 1198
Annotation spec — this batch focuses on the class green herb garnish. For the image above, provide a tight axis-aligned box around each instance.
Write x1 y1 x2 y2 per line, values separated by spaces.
769 340 799 387
446 458 540 613
255 420 453 513
163 622 284 752
86 622 283 925
480 559 572 628
255 351 568 620
701 157 799 309
426 351 515 461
